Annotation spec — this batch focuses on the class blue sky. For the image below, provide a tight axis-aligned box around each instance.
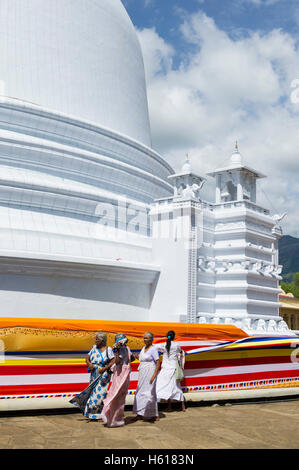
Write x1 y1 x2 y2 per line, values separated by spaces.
122 0 299 237
124 0 299 43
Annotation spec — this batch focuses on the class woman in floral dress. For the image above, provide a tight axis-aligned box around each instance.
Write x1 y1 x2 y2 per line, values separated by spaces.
70 332 114 420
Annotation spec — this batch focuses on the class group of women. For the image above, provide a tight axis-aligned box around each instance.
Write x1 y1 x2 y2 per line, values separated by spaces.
70 330 186 427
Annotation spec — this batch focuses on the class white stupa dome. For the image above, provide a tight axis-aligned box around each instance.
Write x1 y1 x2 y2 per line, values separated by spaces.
0 0 151 146
0 0 174 298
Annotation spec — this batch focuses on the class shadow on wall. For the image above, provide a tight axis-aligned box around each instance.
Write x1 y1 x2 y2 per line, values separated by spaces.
0 273 152 309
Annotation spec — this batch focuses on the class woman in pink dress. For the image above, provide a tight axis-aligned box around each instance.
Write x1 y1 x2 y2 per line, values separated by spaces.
101 333 135 428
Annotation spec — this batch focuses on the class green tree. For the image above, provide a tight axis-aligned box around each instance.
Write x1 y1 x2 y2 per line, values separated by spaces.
281 281 293 295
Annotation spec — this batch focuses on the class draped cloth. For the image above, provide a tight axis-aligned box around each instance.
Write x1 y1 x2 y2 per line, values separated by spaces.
70 345 114 420
133 346 159 418
156 342 184 402
101 346 132 427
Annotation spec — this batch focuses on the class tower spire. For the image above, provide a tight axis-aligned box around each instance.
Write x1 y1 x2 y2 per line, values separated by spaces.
231 140 242 164
182 152 191 173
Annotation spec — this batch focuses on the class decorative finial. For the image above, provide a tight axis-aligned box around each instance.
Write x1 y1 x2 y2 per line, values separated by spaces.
182 152 191 173
231 140 242 164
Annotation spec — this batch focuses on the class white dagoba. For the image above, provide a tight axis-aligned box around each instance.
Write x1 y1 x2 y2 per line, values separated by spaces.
0 0 151 146
0 0 173 321
0 2 291 334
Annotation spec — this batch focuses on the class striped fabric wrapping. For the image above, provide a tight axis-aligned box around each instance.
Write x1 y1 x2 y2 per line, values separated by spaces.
1 335 299 401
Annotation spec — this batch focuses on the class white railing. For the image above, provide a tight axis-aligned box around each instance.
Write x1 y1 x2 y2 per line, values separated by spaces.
213 200 270 215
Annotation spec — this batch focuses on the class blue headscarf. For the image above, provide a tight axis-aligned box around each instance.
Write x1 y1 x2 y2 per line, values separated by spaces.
113 333 128 349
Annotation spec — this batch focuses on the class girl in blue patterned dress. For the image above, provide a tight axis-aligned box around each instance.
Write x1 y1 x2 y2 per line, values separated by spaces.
70 332 115 420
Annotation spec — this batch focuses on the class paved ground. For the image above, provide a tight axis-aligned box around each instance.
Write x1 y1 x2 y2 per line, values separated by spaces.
0 399 298 449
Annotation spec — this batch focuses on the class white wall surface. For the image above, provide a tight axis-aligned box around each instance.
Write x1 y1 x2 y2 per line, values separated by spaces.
0 273 151 321
0 0 151 146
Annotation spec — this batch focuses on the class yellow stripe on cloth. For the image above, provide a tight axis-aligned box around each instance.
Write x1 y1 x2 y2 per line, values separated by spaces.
0 358 86 366
222 338 298 350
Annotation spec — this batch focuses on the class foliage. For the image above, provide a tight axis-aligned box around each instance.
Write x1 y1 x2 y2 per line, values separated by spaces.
279 235 299 283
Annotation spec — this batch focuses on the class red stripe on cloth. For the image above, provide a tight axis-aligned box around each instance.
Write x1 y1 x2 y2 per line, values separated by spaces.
0 363 140 376
184 356 293 369
128 381 138 390
181 346 216 351
1 370 298 397
181 369 299 387
0 365 87 376
0 383 89 396
0 380 140 397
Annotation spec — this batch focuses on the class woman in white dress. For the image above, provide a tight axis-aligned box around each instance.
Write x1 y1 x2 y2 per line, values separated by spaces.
156 330 186 412
132 331 160 421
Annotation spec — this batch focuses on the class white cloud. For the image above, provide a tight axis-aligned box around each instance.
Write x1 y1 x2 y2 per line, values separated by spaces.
137 28 174 83
236 0 285 5
144 0 154 7
137 12 299 237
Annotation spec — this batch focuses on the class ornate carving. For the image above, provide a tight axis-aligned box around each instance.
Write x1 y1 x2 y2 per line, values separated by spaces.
272 213 287 224
182 183 202 199
242 318 252 330
206 260 216 272
277 320 289 332
267 319 277 332
212 317 221 324
256 319 266 331
198 316 207 324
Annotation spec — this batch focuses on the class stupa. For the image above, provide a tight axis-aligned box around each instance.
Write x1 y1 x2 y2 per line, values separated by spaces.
0 0 290 335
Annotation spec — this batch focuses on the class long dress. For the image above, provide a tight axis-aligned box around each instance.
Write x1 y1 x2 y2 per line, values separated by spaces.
156 342 184 402
101 345 132 427
132 345 159 418
70 345 114 420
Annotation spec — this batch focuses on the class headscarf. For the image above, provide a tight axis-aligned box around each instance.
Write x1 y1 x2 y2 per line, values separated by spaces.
113 333 128 348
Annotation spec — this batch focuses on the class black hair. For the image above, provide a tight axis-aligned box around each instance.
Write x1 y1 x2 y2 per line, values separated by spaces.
166 330 175 355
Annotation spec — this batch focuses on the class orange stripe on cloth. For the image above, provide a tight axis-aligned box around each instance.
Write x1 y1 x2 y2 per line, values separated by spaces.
0 318 248 341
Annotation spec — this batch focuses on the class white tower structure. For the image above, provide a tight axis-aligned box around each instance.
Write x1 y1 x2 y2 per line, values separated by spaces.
150 147 289 335
150 155 206 323
205 143 286 334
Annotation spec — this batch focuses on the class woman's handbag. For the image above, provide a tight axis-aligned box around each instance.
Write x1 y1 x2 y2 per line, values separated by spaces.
175 360 184 382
